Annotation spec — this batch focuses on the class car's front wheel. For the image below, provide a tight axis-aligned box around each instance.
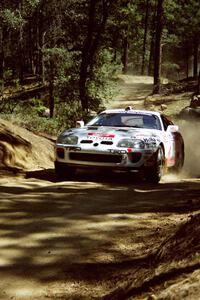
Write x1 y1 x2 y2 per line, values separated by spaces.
145 146 164 184
54 161 76 180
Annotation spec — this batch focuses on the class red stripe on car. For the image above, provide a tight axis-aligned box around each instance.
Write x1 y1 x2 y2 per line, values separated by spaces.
88 133 115 138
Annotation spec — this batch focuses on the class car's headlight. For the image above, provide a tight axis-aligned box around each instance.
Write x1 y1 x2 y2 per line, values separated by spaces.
117 139 145 149
57 135 78 145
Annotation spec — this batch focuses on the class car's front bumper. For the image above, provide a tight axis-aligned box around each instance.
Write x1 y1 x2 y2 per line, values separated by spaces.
55 145 157 169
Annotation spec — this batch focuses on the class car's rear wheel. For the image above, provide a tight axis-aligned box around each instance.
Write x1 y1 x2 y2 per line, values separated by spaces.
55 161 76 180
145 146 164 184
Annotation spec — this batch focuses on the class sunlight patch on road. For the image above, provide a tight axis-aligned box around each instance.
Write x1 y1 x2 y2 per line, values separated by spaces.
0 179 106 190
3 277 45 300
118 74 153 84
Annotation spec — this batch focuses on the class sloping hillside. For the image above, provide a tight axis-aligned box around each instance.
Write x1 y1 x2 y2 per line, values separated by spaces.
0 118 54 176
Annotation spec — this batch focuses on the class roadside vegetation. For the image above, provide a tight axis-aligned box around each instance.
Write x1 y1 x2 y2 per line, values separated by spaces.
0 75 199 138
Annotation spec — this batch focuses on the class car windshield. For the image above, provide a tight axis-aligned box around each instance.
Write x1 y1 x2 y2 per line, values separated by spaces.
87 113 162 130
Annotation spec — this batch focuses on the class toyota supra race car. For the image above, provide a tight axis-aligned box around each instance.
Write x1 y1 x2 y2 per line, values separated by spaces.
55 107 184 183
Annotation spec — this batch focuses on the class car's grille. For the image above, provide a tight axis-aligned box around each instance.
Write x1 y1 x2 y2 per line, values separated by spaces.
69 152 122 163
80 140 113 145
129 152 142 163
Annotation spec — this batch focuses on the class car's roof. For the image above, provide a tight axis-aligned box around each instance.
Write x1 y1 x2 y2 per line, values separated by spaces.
100 107 161 117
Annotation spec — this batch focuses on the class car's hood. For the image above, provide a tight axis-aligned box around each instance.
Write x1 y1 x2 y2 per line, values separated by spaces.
58 126 162 144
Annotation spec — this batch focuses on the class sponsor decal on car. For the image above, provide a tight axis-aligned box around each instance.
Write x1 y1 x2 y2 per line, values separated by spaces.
87 133 115 140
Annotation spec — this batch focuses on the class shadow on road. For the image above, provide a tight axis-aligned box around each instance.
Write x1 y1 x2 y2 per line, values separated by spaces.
26 168 147 184
26 168 57 182
0 168 200 299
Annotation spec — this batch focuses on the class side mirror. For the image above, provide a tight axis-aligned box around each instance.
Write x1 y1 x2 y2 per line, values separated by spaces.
167 125 179 133
76 120 84 128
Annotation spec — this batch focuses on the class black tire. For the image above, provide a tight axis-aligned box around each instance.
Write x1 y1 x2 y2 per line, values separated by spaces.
54 161 76 180
145 146 164 184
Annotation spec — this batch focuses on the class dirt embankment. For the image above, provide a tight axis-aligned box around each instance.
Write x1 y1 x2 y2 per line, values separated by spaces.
0 118 54 176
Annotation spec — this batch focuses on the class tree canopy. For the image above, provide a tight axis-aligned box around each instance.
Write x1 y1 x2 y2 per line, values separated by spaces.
0 0 199 115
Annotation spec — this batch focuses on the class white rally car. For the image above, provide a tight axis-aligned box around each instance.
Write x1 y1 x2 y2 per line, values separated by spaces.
55 107 184 183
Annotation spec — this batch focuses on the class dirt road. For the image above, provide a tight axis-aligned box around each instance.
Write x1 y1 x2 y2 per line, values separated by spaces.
0 172 200 300
0 76 200 300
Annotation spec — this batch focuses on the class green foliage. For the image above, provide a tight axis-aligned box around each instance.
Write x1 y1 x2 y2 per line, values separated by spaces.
0 99 82 136
30 98 48 116
2 9 25 28
26 0 40 8
43 46 119 114
165 0 200 41
4 69 13 80
43 48 80 101
87 48 120 111
162 29 180 46
1 111 60 136
13 78 21 90
0 87 86 135
0 80 4 90
55 101 83 129
162 62 180 80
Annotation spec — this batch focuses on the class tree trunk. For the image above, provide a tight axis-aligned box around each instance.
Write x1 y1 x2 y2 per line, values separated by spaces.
49 79 54 118
19 3 24 84
148 34 155 76
0 50 4 82
153 0 164 94
193 39 199 79
49 59 54 118
148 3 157 76
19 30 25 84
41 32 46 84
79 0 109 112
35 8 40 76
36 7 44 79
197 70 200 94
28 23 34 75
79 57 89 111
185 43 189 79
141 0 149 75
0 27 4 97
79 0 96 112
122 35 129 74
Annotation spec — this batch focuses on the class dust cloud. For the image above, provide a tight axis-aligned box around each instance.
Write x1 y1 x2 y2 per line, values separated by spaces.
178 119 200 178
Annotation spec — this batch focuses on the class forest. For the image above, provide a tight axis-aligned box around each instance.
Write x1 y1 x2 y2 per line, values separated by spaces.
0 0 199 130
